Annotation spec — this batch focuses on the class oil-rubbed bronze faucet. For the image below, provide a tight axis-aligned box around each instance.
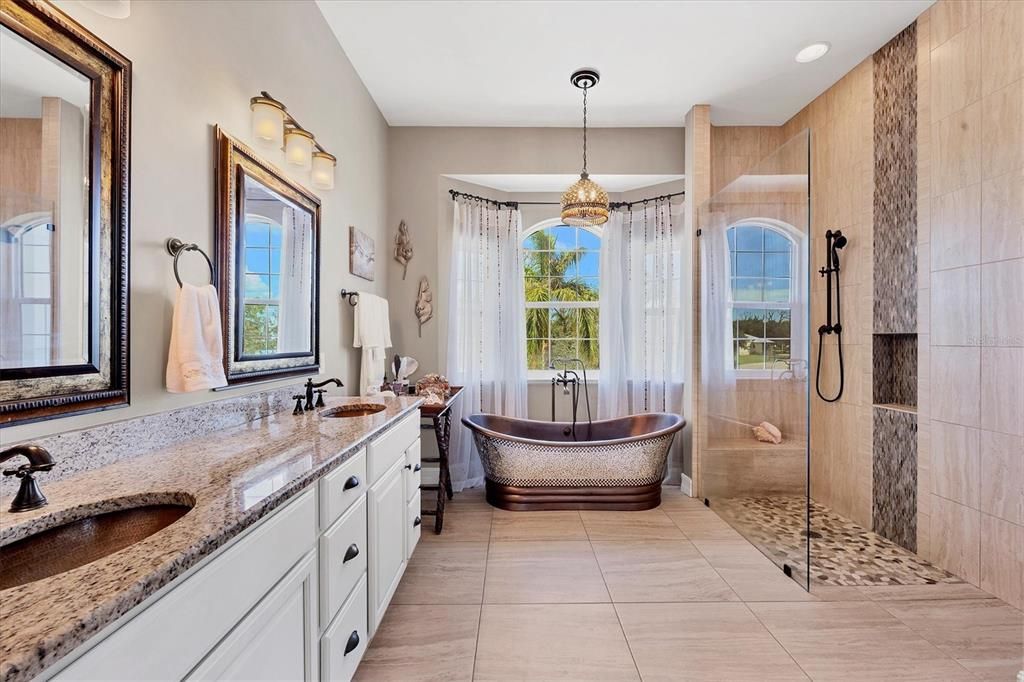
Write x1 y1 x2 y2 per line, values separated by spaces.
1 445 55 512
304 377 343 411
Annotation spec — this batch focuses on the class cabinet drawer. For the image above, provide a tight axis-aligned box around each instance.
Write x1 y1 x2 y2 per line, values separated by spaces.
366 411 419 484
56 490 317 681
320 574 368 682
406 492 421 560
319 448 367 530
404 440 421 501
319 496 367 628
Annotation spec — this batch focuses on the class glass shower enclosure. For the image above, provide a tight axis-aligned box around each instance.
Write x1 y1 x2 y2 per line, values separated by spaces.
697 130 811 589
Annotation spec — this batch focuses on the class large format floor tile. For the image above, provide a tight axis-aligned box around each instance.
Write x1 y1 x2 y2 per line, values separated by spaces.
392 541 488 605
490 510 588 541
748 601 977 680
421 510 493 543
354 604 480 682
615 602 808 680
693 539 816 601
878 598 1024 679
474 604 639 681
591 540 739 602
580 508 686 541
484 541 609 603
667 510 747 541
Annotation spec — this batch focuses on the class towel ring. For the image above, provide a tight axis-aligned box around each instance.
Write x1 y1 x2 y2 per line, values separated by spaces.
166 238 214 288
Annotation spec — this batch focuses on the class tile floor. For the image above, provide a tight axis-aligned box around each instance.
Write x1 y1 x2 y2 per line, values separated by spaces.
355 487 1024 681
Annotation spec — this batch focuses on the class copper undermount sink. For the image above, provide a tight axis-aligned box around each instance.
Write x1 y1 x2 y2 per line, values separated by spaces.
0 501 193 591
321 403 386 418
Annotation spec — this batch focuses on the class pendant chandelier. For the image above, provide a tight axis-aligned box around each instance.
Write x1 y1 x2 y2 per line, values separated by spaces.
561 69 609 227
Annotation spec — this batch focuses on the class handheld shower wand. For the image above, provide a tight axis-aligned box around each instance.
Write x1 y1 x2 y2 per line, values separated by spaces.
815 229 848 403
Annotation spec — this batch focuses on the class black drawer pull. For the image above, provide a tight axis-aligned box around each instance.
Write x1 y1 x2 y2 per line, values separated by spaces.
343 543 360 563
413 463 421 472
344 630 360 656
404 463 412 470
413 516 422 527
343 475 360 491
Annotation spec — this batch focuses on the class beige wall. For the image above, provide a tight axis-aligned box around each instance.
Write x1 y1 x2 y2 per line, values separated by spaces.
917 0 1023 608
4 0 390 444
386 126 686 378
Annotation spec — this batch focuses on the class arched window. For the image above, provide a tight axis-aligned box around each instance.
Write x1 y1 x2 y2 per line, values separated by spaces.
523 219 601 370
727 222 797 371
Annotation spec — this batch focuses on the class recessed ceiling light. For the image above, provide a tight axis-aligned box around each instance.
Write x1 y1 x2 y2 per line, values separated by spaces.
795 42 831 63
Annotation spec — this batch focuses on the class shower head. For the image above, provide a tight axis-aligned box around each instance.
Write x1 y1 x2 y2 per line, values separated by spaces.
831 231 848 250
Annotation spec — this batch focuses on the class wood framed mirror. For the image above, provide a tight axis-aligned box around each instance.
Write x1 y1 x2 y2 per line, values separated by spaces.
0 0 131 425
215 127 321 384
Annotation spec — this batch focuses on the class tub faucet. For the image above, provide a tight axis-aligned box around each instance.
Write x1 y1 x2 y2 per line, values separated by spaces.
305 377 343 410
1 444 55 512
549 358 593 439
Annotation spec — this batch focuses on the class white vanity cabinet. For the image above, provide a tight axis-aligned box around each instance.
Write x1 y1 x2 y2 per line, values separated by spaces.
48 411 421 682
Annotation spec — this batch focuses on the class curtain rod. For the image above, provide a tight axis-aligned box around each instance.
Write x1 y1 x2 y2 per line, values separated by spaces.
448 188 685 211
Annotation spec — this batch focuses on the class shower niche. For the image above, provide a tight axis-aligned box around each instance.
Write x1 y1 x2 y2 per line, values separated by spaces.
872 333 917 411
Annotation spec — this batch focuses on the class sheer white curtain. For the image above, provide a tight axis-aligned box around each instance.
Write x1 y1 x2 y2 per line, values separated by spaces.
446 199 529 491
277 207 313 353
700 211 737 436
598 200 687 478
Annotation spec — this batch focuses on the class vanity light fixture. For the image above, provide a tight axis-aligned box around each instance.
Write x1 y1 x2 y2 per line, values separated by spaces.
249 90 337 188
560 68 609 227
795 42 831 63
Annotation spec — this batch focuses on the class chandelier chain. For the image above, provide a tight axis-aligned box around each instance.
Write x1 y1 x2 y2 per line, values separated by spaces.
582 85 588 174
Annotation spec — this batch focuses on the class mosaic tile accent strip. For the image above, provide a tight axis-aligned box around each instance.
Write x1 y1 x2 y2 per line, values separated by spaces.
872 333 918 406
873 23 918 334
872 406 918 551
713 495 957 586
1 386 299 496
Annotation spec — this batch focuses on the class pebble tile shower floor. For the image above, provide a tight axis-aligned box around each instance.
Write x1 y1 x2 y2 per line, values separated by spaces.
355 487 1022 681
713 495 960 586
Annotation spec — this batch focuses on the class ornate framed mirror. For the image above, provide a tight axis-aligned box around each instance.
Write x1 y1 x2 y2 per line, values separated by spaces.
0 0 131 425
215 127 320 384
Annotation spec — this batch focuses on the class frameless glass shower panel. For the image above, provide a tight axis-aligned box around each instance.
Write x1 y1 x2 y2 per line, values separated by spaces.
697 130 811 589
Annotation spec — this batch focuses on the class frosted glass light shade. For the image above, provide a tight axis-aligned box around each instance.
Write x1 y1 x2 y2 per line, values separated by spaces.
284 128 314 170
311 151 337 190
250 97 286 147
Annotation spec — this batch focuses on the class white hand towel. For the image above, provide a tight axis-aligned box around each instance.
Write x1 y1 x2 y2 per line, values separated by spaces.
166 283 227 393
352 293 392 395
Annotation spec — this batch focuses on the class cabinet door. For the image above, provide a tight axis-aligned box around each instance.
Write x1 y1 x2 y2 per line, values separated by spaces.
367 460 407 636
187 550 317 681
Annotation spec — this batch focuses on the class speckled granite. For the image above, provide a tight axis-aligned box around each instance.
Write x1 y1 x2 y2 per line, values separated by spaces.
0 395 421 682
0 387 299 497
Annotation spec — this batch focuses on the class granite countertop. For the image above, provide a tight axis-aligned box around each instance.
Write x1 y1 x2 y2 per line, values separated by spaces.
0 395 422 682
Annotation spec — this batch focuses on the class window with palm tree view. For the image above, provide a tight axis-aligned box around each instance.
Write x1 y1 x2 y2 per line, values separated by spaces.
524 223 600 370
242 218 283 355
728 223 794 371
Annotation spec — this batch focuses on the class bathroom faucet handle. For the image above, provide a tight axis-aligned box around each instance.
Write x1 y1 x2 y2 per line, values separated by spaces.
292 394 305 415
314 389 327 408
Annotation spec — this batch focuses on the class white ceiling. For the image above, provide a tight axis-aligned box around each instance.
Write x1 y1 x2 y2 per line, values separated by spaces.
316 0 931 127
446 174 685 193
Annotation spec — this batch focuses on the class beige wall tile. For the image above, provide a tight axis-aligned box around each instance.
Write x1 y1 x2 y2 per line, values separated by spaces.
981 169 1024 262
931 0 982 48
980 347 1024 435
933 102 983 195
979 430 1024 524
931 346 981 427
980 0 1024 95
981 80 1024 180
931 421 981 508
931 494 982 583
980 514 1024 608
930 266 981 345
931 23 982 120
980 258 1024 347
931 184 982 270
918 512 932 560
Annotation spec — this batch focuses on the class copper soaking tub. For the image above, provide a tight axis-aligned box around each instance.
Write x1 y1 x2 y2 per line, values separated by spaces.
462 413 685 511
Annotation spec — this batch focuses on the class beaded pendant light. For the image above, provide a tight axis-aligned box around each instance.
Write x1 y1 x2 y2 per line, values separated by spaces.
561 69 609 227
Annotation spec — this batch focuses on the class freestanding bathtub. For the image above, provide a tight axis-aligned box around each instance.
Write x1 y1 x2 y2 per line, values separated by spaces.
462 413 685 511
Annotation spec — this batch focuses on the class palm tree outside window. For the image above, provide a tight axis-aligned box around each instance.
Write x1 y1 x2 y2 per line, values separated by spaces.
523 221 600 371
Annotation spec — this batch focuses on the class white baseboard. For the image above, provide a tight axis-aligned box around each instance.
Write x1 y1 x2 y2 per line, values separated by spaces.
679 473 693 497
